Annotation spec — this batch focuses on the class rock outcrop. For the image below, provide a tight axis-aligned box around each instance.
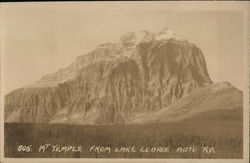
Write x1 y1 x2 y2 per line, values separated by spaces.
131 82 243 124
5 28 217 124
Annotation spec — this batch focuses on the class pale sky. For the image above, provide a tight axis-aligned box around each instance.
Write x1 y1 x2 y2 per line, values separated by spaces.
1 3 244 94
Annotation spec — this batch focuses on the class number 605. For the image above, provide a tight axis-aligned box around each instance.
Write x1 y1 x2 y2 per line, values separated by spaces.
17 145 32 152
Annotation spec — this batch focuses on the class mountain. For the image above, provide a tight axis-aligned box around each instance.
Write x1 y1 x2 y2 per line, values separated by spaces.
5 28 241 124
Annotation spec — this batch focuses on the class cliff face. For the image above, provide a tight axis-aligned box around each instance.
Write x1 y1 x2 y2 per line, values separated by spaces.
5 29 213 124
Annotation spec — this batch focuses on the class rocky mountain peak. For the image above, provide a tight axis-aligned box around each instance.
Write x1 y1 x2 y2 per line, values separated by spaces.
30 28 188 88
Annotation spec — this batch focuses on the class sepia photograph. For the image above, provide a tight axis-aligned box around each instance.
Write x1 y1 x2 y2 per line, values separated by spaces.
0 1 249 163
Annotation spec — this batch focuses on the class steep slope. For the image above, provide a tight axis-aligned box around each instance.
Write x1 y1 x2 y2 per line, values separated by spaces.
131 82 242 124
30 42 120 88
5 28 216 124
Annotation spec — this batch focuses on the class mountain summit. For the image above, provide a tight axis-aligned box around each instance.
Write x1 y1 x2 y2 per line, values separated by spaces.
5 28 241 124
29 28 202 88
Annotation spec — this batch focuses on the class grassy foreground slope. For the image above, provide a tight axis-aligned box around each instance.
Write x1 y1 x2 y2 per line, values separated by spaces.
5 106 242 158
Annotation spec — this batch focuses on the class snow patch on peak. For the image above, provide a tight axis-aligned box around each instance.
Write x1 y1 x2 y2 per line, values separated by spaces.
155 28 177 41
119 31 152 46
119 27 185 47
